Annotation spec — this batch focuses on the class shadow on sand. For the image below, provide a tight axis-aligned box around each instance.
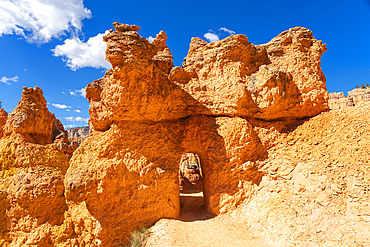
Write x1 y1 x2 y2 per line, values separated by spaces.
178 191 216 222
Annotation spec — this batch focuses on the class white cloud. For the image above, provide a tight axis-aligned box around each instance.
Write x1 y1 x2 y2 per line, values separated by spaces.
65 116 89 122
52 30 111 70
219 27 236 35
64 124 76 129
203 32 219 42
0 0 92 44
69 88 86 97
74 109 81 113
0 75 18 85
147 36 155 42
51 103 71 109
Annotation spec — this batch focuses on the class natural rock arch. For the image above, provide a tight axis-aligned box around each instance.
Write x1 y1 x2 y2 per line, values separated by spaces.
62 23 328 246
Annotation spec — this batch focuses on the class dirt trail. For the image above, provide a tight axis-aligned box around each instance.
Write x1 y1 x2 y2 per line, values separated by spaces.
145 191 271 247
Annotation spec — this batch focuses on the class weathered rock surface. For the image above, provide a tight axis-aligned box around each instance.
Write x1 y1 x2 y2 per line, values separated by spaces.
230 101 370 246
66 127 89 139
62 23 329 246
329 87 370 109
0 87 77 246
173 27 328 120
1 23 332 246
0 109 7 138
146 101 370 247
66 126 89 145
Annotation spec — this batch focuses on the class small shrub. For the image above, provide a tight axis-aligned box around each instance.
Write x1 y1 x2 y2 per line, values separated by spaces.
124 227 151 247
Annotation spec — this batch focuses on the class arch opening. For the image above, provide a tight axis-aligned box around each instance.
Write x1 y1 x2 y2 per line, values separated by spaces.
177 153 214 221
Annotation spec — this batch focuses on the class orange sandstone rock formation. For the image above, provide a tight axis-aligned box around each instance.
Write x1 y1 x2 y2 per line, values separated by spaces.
63 23 328 246
230 101 370 246
0 23 330 246
0 87 77 246
0 109 7 138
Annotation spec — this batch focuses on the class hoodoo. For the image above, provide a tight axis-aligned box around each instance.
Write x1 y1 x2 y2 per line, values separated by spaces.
64 23 328 246
1 23 334 246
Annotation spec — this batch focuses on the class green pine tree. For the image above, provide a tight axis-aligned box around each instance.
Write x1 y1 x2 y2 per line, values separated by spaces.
362 83 366 89
355 84 360 88
366 83 370 88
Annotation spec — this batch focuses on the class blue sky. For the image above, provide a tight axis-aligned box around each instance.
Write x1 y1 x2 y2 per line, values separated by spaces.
1 0 370 128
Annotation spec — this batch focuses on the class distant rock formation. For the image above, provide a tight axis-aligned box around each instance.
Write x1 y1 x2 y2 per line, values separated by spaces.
66 126 89 138
179 153 203 191
328 88 370 109
66 126 89 144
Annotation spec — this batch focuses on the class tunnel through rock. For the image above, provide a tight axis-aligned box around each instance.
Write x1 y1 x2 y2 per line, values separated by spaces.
178 153 214 221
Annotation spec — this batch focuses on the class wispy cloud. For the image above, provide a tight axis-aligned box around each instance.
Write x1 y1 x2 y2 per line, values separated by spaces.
219 27 236 35
69 88 86 97
64 124 76 129
0 0 92 44
74 109 81 113
51 103 71 109
52 30 111 70
0 75 18 85
65 116 89 122
203 32 219 42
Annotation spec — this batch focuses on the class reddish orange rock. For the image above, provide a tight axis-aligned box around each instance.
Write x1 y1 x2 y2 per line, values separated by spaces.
174 27 328 120
0 109 7 138
64 23 329 246
3 86 55 145
0 87 77 246
0 23 331 246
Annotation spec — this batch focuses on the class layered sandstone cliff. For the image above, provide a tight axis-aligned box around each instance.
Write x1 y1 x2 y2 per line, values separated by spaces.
66 126 89 145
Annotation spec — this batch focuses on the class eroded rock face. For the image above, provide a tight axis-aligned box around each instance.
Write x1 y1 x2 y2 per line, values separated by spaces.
173 27 328 120
64 23 329 245
3 87 55 145
0 109 7 138
87 27 189 131
231 101 370 246
0 87 76 246
0 23 330 246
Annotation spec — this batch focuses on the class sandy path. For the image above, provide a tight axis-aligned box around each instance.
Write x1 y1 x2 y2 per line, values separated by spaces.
145 191 271 247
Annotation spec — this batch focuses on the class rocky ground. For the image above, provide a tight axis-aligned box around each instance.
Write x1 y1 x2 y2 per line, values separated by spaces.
146 191 270 247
